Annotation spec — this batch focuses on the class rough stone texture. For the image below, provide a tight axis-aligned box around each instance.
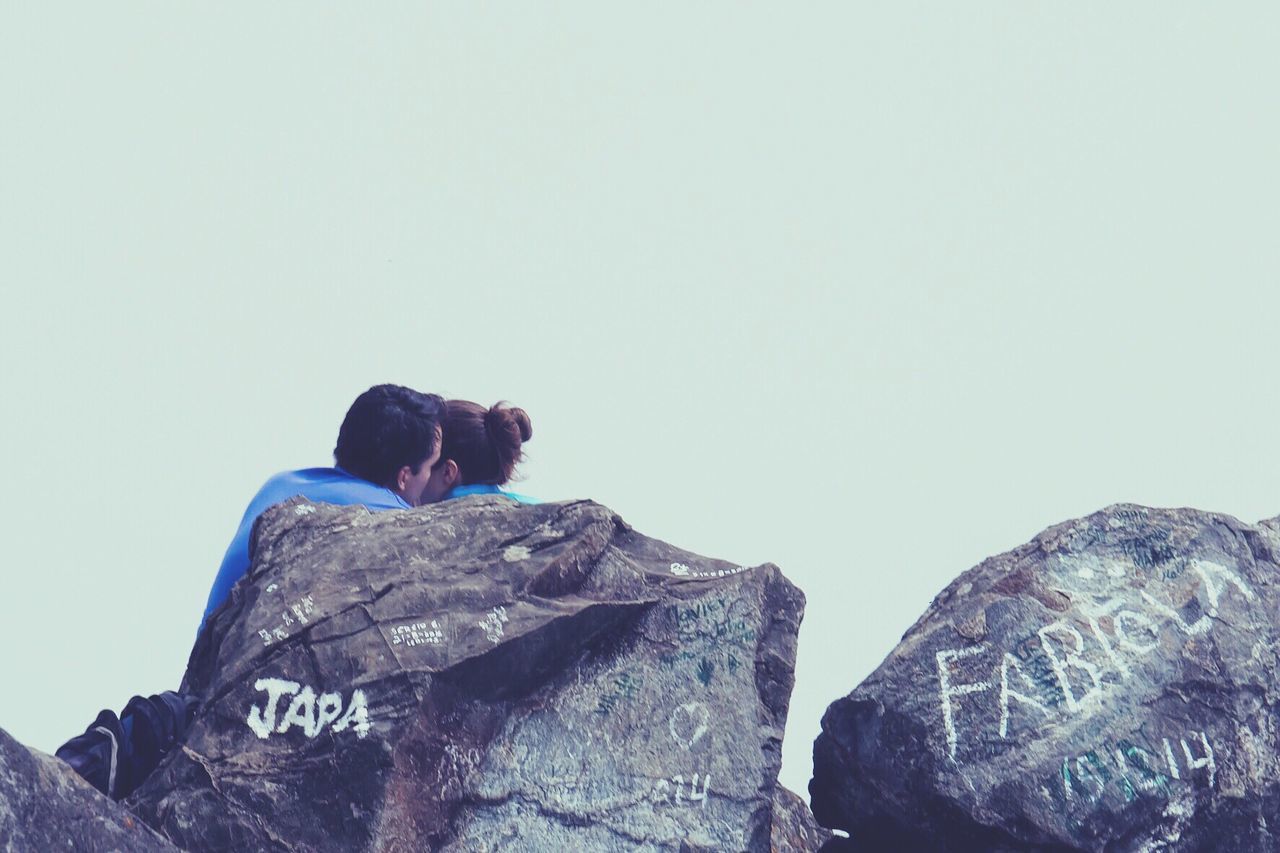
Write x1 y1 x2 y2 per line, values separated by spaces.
811 503 1280 852
770 785 831 852
0 725 177 852
130 496 804 852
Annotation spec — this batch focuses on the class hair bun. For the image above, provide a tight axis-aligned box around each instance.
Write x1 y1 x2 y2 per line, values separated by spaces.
484 402 531 473
509 407 532 443
484 403 531 444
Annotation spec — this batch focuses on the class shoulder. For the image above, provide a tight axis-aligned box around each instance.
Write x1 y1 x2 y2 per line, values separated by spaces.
298 468 409 510
248 468 407 513
255 468 335 498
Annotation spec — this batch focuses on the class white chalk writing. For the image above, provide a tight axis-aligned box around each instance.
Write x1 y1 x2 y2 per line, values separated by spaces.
245 677 370 740
650 772 711 808
258 595 317 646
936 559 1255 761
669 561 750 580
668 702 710 750
288 595 315 625
936 645 991 760
480 606 508 644
1179 731 1216 787
391 620 444 647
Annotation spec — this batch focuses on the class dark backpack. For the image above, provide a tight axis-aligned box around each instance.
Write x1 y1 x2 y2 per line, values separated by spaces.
55 691 198 800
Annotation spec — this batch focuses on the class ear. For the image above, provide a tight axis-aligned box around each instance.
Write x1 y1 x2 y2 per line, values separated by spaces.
443 459 461 488
394 464 413 493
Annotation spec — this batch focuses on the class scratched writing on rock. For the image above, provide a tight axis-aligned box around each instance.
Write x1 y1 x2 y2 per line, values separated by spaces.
669 599 757 645
596 672 643 716
936 559 1255 761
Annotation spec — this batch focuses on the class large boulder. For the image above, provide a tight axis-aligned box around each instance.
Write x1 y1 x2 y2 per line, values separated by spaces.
811 504 1280 852
131 496 808 851
0 725 177 852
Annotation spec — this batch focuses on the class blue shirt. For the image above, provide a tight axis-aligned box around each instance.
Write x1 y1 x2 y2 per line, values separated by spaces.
444 483 540 504
202 468 408 623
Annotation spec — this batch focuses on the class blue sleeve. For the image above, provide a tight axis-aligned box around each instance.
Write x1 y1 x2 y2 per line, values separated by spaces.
201 507 257 625
200 474 290 627
199 471 411 628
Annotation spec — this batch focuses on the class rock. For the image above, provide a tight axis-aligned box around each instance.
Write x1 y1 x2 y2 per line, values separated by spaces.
0 725 177 852
771 785 831 852
811 503 1280 852
130 496 805 852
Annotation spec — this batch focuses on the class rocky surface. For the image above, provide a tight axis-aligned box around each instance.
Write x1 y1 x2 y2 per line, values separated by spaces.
0 724 176 852
811 503 1280 852
771 785 832 852
130 495 810 851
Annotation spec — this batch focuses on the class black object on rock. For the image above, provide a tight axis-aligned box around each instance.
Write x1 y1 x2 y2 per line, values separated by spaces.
127 495 814 851
811 504 1280 852
56 690 199 800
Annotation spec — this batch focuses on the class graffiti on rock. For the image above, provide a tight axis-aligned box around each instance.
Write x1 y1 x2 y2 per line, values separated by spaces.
935 559 1255 761
246 677 370 740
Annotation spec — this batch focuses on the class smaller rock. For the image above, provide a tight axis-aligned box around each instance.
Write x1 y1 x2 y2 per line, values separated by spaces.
0 725 176 852
772 786 832 852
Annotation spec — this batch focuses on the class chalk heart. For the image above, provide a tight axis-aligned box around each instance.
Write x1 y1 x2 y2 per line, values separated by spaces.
669 702 710 750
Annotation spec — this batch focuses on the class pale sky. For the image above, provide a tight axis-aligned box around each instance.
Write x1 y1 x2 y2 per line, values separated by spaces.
3 3 1278 800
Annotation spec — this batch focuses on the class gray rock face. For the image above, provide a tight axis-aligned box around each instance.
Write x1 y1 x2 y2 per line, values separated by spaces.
0 725 176 852
130 496 806 852
811 504 1280 852
770 785 832 852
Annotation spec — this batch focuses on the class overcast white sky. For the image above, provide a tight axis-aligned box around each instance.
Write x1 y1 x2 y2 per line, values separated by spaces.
2 3 1278 800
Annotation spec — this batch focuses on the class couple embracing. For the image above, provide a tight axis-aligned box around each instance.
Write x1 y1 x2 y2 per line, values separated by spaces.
203 383 537 626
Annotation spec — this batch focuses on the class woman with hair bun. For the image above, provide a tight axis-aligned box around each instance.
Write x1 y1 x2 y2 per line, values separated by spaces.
418 400 538 504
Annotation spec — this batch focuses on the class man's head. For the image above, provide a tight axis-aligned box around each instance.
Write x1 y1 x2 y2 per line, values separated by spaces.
333 384 445 505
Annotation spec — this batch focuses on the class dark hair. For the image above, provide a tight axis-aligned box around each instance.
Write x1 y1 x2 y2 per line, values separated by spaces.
441 400 532 485
334 384 445 486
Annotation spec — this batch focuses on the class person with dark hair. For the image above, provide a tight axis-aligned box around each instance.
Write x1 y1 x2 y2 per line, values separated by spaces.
333 384 446 490
418 400 538 505
58 384 444 801
202 384 445 624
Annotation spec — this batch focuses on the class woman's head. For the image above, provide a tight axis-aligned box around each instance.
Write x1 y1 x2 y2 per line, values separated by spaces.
419 400 532 503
